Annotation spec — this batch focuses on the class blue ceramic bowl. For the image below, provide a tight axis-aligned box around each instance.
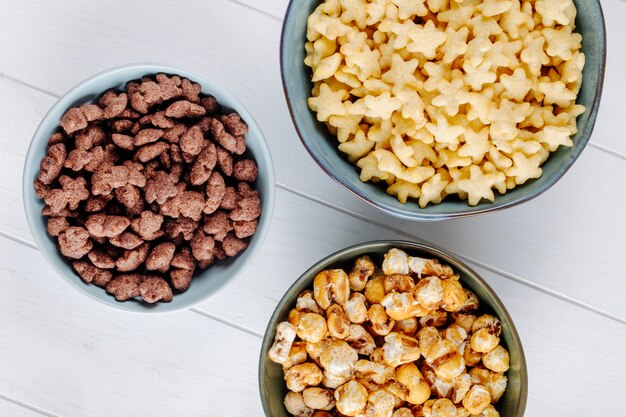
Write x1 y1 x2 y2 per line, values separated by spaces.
280 0 606 220
23 64 276 313
259 241 527 417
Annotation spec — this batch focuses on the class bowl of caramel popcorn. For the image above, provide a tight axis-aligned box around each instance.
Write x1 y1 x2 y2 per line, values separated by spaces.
259 241 527 417
23 64 275 312
280 0 605 220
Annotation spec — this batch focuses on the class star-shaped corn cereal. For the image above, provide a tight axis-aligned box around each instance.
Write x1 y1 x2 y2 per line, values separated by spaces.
308 12 352 41
391 0 428 19
338 129 376 161
374 149 435 183
391 113 420 139
426 115 466 150
466 35 493 67
322 0 341 16
329 114 363 142
312 53 343 82
431 78 471 117
442 26 469 64
489 99 531 141
457 165 503 206
345 45 382 82
458 127 490 163
390 134 418 167
387 180 421 204
536 0 573 27
364 91 402 119
335 67 362 88
561 52 585 84
510 136 543 156
479 0 514 17
487 146 513 170
366 0 387 25
500 68 533 101
393 87 426 127
463 61 496 91
469 15 503 38
438 3 475 31
308 83 349 122
444 166 470 199
437 149 472 169
339 29 368 57
466 88 496 125
542 27 582 61
536 125 573 151
520 33 550 75
419 171 450 207
379 19 418 50
482 161 507 194
484 39 522 70
538 81 577 108
500 0 534 39
357 153 392 182
368 119 394 146
305 38 338 69
409 138 438 165
426 0 448 13
363 79 392 95
340 0 368 29
505 152 543 185
406 21 448 60
382 54 420 88
423 61 448 92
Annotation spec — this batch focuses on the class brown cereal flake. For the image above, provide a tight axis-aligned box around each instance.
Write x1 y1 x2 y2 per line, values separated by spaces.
85 213 131 238
233 159 258 182
58 226 93 259
139 276 173 303
116 242 150 272
73 261 113 287
146 242 176 273
38 143 67 184
106 274 142 301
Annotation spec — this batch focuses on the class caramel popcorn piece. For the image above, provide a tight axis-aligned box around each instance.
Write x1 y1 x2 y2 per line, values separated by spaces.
106 274 142 301
38 143 67 184
58 226 93 259
73 261 113 287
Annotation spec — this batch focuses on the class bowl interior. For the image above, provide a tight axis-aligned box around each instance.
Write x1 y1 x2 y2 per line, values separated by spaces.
259 241 527 416
281 0 605 220
23 64 275 313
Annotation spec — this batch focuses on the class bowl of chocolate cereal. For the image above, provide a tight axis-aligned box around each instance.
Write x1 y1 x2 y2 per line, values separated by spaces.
259 241 527 417
280 0 605 220
23 64 275 312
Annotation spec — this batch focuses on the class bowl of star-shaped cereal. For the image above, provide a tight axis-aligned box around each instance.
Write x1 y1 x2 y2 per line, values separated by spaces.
280 0 605 220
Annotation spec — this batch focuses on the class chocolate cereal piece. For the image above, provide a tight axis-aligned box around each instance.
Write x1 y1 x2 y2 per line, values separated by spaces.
106 274 142 301
203 211 233 241
131 211 164 241
146 242 176 273
75 126 105 150
134 128 164 146
73 261 113 287
85 213 130 238
190 231 215 261
222 233 248 257
88 249 116 269
58 226 93 259
233 159 258 182
220 187 238 210
60 107 88 134
116 243 150 272
190 142 217 185
165 217 198 241
233 220 258 239
38 143 67 185
109 232 144 250
139 276 173 303
165 100 206 119
99 91 128 119
170 269 194 292
216 146 233 177
46 217 70 237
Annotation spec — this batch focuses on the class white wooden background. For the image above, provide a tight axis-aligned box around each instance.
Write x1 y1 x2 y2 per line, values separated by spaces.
0 0 624 416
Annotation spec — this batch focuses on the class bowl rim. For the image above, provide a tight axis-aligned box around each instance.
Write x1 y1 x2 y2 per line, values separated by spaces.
22 63 276 313
279 0 607 221
258 240 528 416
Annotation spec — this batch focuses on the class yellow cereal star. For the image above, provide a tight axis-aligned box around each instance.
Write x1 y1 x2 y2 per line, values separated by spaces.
308 13 353 41
338 129 376 161
442 26 469 64
426 0 448 13
462 60 497 91
390 134 418 167
357 152 392 182
432 78 471 117
382 54 420 88
368 119 394 147
520 34 550 76
438 149 472 168
542 27 582 61
406 20 448 60
536 126 573 151
500 68 533 101
484 39 522 70
391 113 420 138
379 19 419 50
458 127 490 163
340 0 368 29
409 139 438 165
438 3 475 31
393 86 427 127
479 0 514 17
500 0 534 39
308 83 349 122
466 35 493 67
422 61 448 92
373 149 435 183
364 91 402 119
366 0 387 25
469 15 503 38
328 114 363 142
538 81 577 108
444 166 470 199
426 115 466 150
487 146 513 170
387 180 421 204
312 53 343 82
489 99 531 140
391 0 428 19
345 44 382 82
305 38 338 69
419 172 450 207
505 152 543 185
536 0 573 27
467 89 496 125
561 52 585 83
457 165 501 206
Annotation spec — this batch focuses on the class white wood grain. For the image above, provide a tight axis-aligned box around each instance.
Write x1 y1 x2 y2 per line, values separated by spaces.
0 398 55 417
2 74 625 321
231 0 286 19
0 238 264 417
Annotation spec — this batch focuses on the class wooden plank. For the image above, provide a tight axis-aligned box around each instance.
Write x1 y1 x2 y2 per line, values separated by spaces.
0 237 264 417
3 73 626 319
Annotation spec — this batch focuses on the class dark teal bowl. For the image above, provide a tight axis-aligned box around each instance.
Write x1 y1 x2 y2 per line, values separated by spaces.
280 1 606 220
259 241 527 416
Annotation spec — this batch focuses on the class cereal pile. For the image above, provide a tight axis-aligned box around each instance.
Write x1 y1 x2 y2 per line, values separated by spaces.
305 0 585 206
268 248 509 417
34 73 262 303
